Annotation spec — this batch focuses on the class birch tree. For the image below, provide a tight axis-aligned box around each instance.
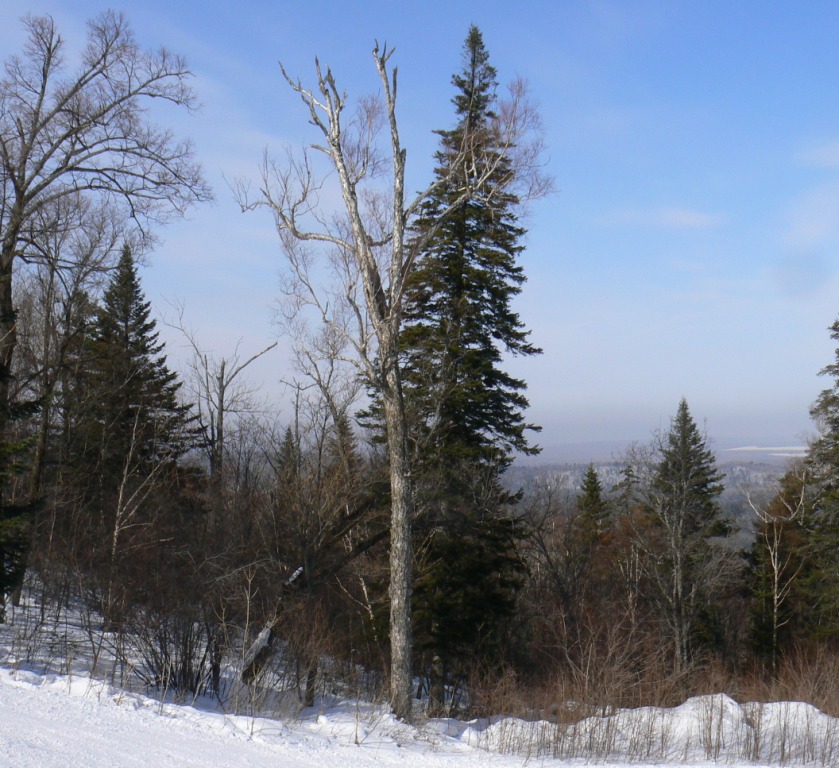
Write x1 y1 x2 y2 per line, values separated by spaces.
746 465 809 671
238 42 547 720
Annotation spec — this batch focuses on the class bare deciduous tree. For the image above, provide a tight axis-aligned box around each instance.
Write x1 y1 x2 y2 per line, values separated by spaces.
746 464 809 672
0 11 211 486
15 196 124 498
167 306 277 483
237 43 547 720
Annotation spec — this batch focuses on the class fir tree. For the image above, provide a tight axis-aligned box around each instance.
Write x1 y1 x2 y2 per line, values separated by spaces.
578 464 609 533
653 400 725 536
0 399 40 620
77 245 192 483
402 24 541 474
400 27 537 711
564 464 611 613
66 245 193 582
810 318 839 480
644 399 727 671
412 492 525 710
804 318 839 638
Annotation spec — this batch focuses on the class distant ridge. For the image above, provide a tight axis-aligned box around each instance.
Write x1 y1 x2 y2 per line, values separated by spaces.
519 439 808 467
518 440 631 465
722 445 808 461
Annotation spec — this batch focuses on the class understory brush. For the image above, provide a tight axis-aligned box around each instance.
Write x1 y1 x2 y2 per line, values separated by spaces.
459 646 839 764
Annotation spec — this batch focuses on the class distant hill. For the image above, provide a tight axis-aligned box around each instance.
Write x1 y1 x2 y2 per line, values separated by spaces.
504 457 791 547
506 459 787 496
518 439 807 467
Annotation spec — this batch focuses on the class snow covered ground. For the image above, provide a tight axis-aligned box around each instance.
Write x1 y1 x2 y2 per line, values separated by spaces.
2 591 838 766
0 666 504 768
3 664 838 766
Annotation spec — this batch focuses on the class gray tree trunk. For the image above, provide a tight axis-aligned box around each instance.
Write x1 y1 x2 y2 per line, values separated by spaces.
382 368 414 721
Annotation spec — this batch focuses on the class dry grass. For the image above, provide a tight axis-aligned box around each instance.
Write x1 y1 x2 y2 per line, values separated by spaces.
459 645 839 765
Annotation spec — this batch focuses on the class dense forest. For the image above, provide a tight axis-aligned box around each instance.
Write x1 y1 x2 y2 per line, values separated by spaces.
2 12 839 731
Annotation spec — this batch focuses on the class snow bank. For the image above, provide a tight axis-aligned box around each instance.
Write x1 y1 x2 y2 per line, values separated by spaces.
2 666 838 766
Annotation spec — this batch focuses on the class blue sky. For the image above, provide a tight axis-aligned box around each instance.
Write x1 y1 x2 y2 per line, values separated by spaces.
3 1 839 454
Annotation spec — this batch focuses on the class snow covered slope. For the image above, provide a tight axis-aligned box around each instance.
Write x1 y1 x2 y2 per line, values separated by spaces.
2 665 837 767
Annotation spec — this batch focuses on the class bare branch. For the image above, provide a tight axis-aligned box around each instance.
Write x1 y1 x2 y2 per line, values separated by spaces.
0 11 211 502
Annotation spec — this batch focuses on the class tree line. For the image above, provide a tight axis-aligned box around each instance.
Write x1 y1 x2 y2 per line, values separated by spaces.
1 12 838 724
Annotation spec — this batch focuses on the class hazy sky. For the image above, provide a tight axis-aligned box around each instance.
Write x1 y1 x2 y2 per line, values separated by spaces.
3 1 839 452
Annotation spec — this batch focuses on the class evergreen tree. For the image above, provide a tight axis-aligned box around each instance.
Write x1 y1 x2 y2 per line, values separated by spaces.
0 400 40 620
804 318 839 638
578 464 609 533
810 318 839 479
653 400 725 536
412 488 525 709
402 24 540 475
66 245 193 589
75 245 191 484
568 464 611 609
0 514 28 620
640 399 728 672
399 27 537 711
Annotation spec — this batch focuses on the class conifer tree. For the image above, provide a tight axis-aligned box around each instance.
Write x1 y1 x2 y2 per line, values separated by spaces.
67 245 192 580
402 25 540 474
0 403 39 620
400 27 538 710
653 400 725 535
570 464 611 605
81 245 191 479
633 399 728 672
578 464 609 533
804 318 839 638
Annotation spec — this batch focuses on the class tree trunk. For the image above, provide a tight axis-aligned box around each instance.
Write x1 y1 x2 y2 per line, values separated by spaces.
210 628 222 696
382 366 414 721
0 251 17 618
0 251 17 495
304 659 318 708
29 401 50 499
428 652 446 716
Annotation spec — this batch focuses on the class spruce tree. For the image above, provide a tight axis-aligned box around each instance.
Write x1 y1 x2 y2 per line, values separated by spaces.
402 25 540 474
0 403 39 620
804 318 839 638
578 464 609 533
400 27 537 710
645 399 727 671
654 400 725 536
67 245 192 578
80 245 191 481
566 464 611 610
810 318 839 478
